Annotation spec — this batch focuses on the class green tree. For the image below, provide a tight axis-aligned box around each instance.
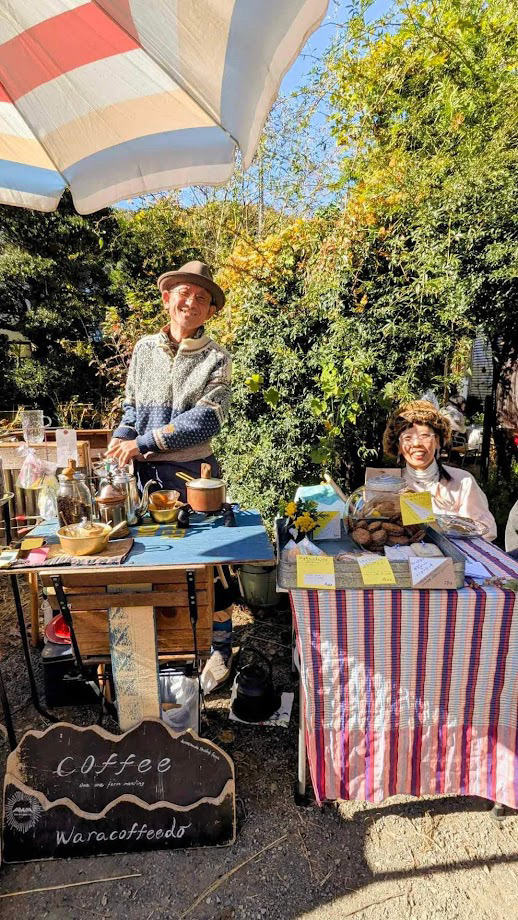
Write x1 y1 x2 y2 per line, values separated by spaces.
320 0 518 419
0 190 119 417
214 0 518 520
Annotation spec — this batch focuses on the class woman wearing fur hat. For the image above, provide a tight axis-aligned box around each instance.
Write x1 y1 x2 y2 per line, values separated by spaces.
383 400 497 541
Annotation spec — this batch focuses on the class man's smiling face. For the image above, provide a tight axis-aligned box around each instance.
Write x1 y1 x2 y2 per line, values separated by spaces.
163 282 215 337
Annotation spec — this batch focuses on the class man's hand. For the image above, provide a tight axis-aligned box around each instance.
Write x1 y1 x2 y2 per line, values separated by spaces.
107 439 140 466
106 437 123 456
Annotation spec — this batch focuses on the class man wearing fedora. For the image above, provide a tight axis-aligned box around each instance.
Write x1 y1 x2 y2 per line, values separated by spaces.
107 260 234 692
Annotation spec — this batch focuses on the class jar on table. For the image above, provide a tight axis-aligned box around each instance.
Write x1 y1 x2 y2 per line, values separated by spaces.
57 459 93 525
95 475 127 527
345 474 426 552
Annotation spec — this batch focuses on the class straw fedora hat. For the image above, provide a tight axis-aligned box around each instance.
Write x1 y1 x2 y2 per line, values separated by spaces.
157 260 225 311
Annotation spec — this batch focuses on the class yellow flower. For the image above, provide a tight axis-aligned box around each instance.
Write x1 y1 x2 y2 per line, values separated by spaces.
285 501 297 517
294 513 317 533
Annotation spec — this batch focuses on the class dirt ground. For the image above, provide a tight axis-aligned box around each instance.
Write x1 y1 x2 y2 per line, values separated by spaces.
0 584 517 920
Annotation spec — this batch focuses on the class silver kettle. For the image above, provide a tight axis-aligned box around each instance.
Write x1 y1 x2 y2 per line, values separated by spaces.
112 467 156 524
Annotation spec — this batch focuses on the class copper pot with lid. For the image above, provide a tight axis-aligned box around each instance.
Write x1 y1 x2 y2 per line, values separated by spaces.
186 463 226 513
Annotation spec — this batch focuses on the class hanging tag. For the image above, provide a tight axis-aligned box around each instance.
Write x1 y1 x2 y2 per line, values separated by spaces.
55 429 78 468
357 554 396 586
296 555 335 589
400 491 435 525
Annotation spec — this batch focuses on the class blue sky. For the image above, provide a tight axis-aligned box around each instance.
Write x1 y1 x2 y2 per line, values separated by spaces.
280 0 392 95
121 1 393 210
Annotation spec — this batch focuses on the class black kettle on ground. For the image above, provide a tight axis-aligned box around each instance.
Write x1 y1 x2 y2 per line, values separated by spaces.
231 647 281 723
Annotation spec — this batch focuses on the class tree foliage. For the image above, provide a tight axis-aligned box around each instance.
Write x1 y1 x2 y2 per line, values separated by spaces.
0 191 119 416
1 0 516 525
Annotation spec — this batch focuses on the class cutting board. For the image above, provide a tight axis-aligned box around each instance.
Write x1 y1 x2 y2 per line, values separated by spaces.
12 538 134 568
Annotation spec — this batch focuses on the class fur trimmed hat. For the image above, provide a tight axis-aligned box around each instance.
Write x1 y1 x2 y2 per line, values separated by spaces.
383 400 453 459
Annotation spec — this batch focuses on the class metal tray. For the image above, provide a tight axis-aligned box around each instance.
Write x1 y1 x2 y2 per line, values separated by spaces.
276 520 465 590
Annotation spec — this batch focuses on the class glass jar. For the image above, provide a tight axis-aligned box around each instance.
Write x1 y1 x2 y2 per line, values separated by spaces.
345 475 426 552
346 476 406 528
57 460 93 525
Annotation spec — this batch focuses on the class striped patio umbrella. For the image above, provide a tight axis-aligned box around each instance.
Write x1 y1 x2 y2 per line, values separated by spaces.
0 1 328 214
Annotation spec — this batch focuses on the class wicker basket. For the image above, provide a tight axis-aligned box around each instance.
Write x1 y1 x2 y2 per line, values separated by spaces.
276 520 465 590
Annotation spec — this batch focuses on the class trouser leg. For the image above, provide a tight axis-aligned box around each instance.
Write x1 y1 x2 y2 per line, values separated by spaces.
212 607 233 662
213 566 233 662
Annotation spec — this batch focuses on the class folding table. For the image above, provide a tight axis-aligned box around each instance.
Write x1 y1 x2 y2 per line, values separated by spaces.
2 509 274 735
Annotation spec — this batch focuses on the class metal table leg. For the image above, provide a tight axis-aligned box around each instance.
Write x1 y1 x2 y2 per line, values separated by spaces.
2 498 57 724
9 572 58 723
0 662 16 749
298 679 307 795
294 676 312 805
51 576 117 721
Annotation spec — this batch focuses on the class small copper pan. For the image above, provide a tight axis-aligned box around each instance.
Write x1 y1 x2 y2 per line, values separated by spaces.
186 463 226 512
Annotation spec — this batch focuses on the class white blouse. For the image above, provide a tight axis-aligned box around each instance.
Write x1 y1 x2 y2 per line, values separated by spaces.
403 462 497 542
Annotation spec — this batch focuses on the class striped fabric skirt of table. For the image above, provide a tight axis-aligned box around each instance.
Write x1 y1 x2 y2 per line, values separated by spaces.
291 581 518 807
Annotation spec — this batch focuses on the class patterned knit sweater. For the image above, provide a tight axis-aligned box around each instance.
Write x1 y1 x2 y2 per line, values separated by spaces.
113 326 232 463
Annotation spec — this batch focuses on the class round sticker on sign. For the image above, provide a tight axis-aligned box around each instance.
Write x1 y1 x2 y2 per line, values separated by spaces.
5 789 43 834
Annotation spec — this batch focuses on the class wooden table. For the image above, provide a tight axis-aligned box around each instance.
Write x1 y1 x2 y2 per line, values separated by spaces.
4 511 274 734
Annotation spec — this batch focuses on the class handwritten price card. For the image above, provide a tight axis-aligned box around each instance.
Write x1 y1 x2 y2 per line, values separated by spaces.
55 428 78 468
409 556 456 589
296 555 336 589
400 491 435 525
357 554 396 586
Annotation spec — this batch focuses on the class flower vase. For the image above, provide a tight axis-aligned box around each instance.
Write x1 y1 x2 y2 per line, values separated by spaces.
293 527 316 544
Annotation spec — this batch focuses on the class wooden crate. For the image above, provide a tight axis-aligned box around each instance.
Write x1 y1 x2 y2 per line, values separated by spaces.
41 567 213 658
0 440 91 471
7 428 111 460
276 521 466 590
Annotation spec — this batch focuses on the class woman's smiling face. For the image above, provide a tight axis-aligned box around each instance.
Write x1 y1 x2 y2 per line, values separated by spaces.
399 423 439 470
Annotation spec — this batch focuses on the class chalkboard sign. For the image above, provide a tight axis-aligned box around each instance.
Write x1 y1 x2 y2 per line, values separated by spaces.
3 720 235 862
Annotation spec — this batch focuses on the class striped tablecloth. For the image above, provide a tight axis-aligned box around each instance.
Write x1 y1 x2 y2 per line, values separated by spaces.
290 539 518 806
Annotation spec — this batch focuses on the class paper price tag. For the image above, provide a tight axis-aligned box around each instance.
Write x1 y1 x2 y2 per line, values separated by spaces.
27 547 50 565
296 555 335 589
21 538 44 550
409 556 456 589
400 491 435 525
357 554 396 586
56 428 78 468
0 549 19 568
384 545 415 561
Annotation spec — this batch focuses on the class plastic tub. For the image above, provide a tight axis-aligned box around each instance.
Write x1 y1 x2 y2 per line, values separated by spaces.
238 563 279 608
